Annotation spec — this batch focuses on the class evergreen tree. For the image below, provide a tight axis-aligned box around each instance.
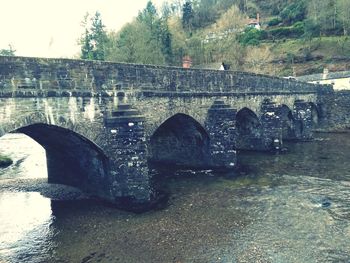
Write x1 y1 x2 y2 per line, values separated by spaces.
136 1 173 65
81 29 93 60
90 12 108 60
138 1 158 31
159 19 173 64
182 1 194 31
79 12 107 60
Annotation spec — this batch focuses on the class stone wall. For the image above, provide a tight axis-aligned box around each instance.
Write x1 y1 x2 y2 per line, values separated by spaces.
323 91 350 127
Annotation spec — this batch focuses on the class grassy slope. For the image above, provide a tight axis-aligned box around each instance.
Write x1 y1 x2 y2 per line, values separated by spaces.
188 1 350 77
267 36 350 76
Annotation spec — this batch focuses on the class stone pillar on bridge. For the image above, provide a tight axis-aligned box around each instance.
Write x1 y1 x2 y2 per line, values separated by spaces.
205 100 236 169
293 99 313 140
260 99 283 151
104 92 153 208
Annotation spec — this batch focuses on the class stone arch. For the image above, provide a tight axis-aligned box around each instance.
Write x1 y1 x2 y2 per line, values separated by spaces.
15 123 110 198
236 107 262 150
149 113 211 168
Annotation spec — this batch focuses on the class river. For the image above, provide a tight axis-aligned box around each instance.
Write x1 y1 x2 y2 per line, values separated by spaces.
0 132 350 263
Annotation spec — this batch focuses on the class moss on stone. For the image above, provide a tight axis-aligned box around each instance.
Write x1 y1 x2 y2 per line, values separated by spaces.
0 154 13 168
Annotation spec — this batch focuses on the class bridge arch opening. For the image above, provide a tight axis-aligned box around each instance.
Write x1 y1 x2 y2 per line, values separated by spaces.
15 123 109 197
279 105 299 140
149 113 210 168
236 108 261 150
309 102 320 127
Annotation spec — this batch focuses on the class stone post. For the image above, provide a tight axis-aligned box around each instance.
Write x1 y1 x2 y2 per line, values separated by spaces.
103 92 153 208
205 100 236 169
293 99 313 140
260 100 283 151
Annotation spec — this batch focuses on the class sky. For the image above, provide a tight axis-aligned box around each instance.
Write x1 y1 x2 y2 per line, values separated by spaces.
0 0 169 58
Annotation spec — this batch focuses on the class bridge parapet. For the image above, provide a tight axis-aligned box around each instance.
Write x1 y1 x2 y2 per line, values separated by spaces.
0 56 332 96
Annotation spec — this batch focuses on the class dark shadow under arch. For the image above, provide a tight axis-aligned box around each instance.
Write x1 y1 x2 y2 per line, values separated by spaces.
15 123 110 198
279 104 300 140
309 102 320 128
149 113 210 168
236 108 262 150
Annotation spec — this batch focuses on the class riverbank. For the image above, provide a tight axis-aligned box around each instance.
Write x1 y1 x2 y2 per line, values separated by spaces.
0 177 88 201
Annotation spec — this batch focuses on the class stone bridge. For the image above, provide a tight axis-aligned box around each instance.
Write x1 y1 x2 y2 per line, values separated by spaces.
0 56 336 209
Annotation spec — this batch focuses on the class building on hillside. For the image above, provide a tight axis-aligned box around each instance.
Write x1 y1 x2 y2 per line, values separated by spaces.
296 68 350 90
202 13 261 44
247 13 261 30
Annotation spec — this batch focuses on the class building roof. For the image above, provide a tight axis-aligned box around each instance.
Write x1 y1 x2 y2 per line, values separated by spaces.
248 18 260 25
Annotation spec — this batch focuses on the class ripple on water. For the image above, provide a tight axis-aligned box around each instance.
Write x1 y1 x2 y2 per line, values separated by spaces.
1 132 350 262
225 174 350 263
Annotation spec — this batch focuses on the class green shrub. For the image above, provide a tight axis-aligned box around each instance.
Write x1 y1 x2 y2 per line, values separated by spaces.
268 23 304 39
268 17 282 27
238 28 267 46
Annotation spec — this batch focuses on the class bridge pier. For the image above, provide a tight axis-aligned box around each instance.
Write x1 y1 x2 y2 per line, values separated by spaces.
205 100 236 169
260 100 283 151
293 100 313 140
104 98 153 208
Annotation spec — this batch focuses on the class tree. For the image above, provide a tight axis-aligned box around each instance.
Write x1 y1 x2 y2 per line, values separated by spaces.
79 12 108 60
138 1 158 31
238 0 248 13
191 0 220 29
244 46 273 74
214 5 246 32
168 16 187 65
81 29 93 59
136 1 173 65
182 1 194 31
0 45 16 56
159 19 173 64
160 2 172 19
202 34 246 70
107 19 166 65
256 0 290 16
280 1 306 25
307 0 341 36
90 12 108 60
337 0 350 35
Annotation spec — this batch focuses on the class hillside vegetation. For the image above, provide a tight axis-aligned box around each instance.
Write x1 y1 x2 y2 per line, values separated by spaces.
79 0 350 76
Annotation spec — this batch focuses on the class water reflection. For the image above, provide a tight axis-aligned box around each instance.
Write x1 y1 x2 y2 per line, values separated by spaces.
0 192 54 263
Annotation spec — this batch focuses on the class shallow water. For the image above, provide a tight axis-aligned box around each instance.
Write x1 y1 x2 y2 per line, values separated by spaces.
1 133 350 262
